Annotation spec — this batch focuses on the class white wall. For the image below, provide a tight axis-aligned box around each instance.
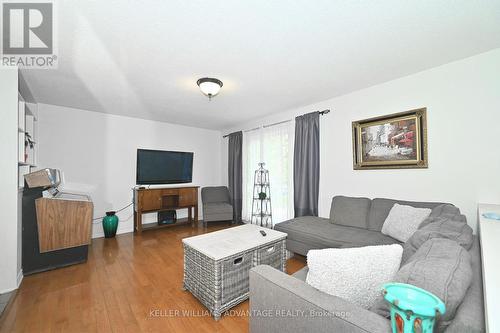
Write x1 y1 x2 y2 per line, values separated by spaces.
222 48 500 231
38 104 222 238
0 67 20 293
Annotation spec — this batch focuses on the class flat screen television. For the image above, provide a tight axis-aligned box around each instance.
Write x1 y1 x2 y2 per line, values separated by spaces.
136 149 193 185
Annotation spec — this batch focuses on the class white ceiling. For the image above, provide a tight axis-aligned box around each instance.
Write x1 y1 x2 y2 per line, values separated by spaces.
22 0 500 130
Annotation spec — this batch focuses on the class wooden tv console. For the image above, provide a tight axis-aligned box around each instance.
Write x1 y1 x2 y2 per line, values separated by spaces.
133 186 199 234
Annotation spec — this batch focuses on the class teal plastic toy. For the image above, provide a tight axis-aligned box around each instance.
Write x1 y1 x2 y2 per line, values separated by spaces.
482 212 500 220
382 283 446 333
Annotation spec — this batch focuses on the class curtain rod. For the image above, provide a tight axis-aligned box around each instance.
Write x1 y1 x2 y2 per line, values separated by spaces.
263 119 291 128
223 109 330 138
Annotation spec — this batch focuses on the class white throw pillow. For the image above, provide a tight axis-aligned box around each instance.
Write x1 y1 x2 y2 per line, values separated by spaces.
381 204 432 242
305 244 403 309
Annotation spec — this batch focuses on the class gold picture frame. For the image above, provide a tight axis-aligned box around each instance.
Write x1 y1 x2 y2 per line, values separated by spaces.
352 108 428 169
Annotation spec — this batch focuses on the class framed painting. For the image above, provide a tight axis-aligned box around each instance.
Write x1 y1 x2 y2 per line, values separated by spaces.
352 108 428 169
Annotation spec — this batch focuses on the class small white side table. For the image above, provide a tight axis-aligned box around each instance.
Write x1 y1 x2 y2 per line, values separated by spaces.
478 203 500 333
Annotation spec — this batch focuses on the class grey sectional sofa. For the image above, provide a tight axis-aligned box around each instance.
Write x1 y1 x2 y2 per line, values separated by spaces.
274 196 443 255
249 196 484 333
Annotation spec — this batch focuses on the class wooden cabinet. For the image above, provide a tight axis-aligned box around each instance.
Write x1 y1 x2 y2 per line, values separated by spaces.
134 186 199 234
35 196 93 252
178 190 195 207
139 190 162 211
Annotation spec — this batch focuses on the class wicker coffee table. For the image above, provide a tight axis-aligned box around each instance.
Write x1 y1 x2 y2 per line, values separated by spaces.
182 224 287 320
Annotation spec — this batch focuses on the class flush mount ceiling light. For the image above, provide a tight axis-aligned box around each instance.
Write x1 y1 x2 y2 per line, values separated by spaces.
197 77 223 100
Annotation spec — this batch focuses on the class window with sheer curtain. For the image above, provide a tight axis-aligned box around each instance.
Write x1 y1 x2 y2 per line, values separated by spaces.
242 121 294 226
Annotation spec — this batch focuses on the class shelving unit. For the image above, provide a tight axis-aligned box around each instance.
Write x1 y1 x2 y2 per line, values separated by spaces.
17 93 38 188
251 163 273 228
141 218 192 231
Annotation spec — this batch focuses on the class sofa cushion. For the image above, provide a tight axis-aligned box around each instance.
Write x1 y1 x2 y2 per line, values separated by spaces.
204 202 232 213
381 204 431 242
274 217 400 256
371 238 472 332
420 204 464 229
402 216 473 265
444 237 485 333
306 244 403 308
367 198 445 231
329 196 371 229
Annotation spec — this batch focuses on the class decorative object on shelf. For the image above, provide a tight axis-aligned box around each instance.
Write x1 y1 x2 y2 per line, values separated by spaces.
251 163 272 228
102 211 119 238
25 132 35 149
352 108 428 169
382 282 445 333
197 77 223 100
17 97 38 187
24 132 35 162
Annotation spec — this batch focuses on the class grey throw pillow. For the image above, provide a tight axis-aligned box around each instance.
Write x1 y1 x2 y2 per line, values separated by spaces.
381 204 431 242
370 238 472 332
402 216 473 265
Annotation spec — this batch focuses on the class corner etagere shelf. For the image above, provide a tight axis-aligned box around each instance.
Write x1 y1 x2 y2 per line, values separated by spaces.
18 92 38 188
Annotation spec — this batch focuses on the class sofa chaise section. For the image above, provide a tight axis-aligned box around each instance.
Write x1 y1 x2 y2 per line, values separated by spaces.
275 217 400 256
275 196 445 256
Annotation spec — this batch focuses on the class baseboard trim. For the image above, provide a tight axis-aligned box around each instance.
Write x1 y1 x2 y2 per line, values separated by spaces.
0 270 23 295
16 270 23 288
0 287 15 295
0 288 18 319
91 209 204 239
92 225 132 239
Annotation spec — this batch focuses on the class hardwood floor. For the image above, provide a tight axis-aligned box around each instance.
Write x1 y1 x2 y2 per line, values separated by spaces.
0 222 306 333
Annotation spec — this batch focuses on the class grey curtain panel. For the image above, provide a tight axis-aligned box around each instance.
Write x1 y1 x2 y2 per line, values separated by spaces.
228 131 243 223
294 111 320 217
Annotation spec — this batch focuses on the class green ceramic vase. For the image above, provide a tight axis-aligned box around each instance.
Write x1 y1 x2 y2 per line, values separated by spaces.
102 211 119 238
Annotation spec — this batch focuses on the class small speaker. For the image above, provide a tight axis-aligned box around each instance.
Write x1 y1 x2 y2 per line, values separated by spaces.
158 210 177 225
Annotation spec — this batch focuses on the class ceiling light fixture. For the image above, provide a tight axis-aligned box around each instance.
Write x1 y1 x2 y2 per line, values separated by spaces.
197 77 223 100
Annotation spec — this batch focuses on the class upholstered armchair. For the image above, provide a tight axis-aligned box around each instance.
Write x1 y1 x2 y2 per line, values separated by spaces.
201 186 234 225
